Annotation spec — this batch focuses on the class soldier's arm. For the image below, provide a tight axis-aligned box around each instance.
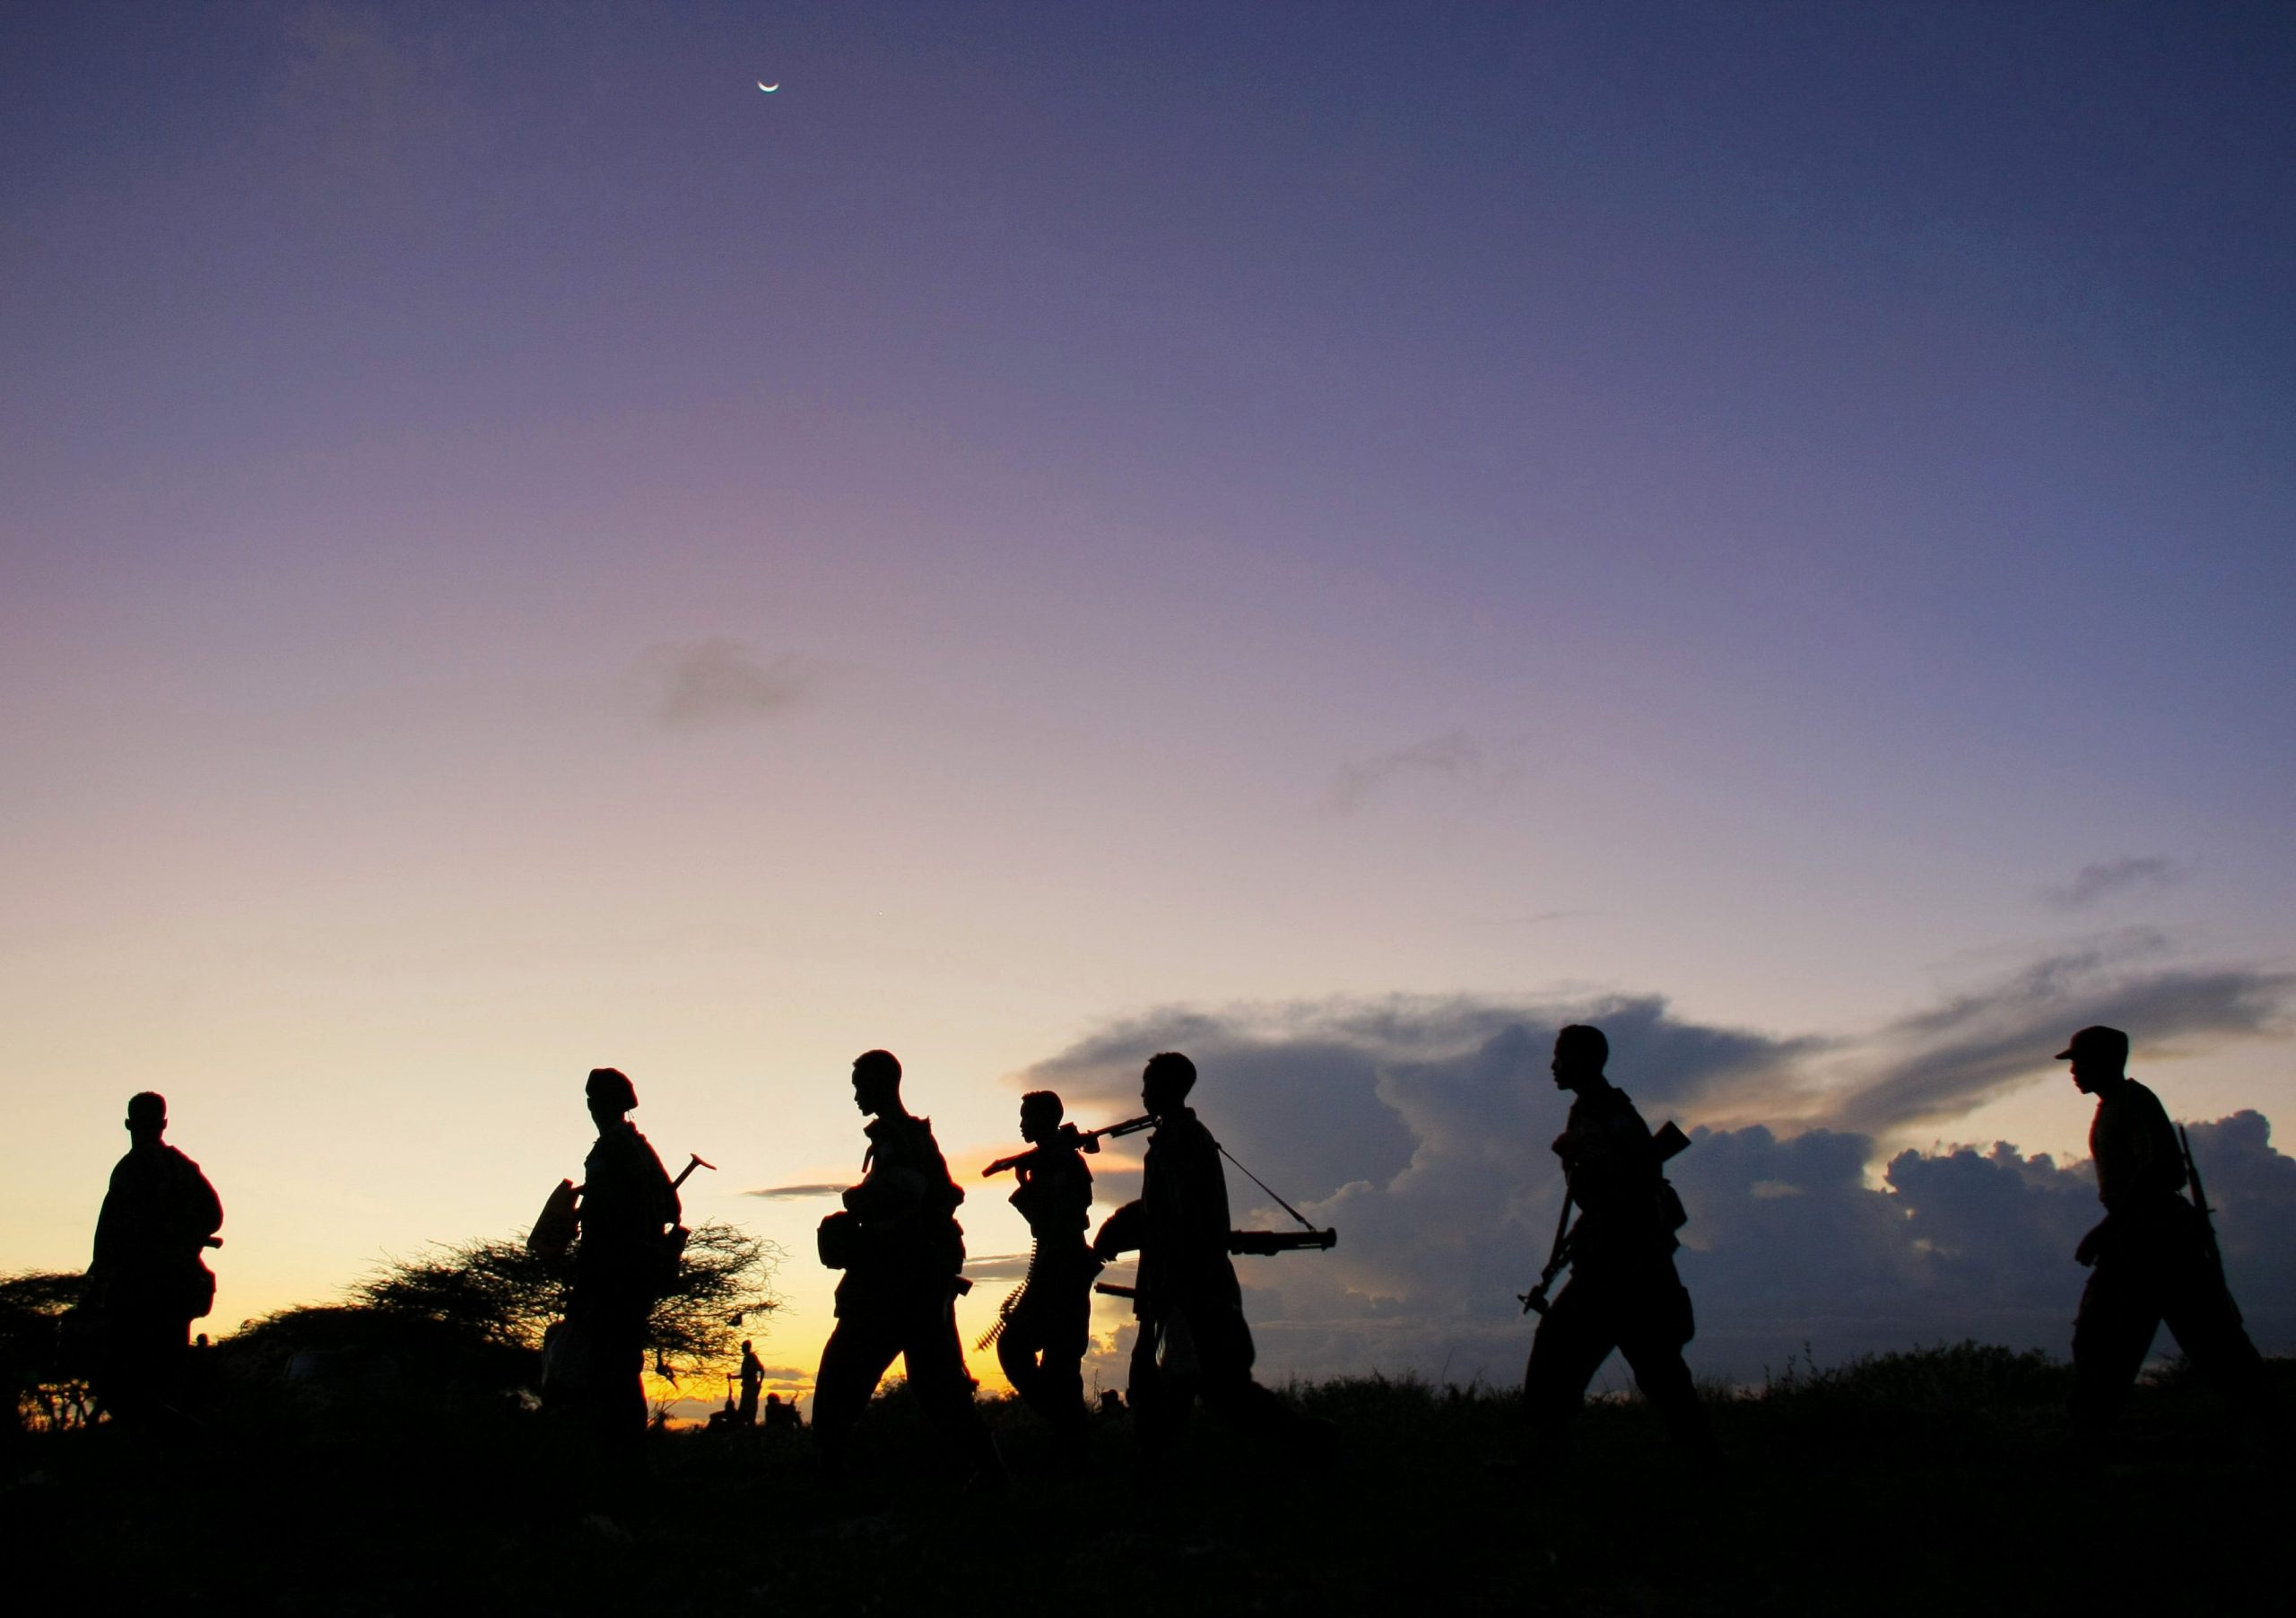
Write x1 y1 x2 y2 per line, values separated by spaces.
1093 1200 1144 1261
843 1161 926 1220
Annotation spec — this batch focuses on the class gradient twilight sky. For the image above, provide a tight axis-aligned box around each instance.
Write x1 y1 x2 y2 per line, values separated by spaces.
5 3 2293 1408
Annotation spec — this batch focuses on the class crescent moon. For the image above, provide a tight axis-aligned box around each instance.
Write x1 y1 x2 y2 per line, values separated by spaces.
757 81 779 92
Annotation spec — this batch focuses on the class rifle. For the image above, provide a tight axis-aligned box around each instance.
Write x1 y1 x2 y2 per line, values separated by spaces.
1519 1119 1692 1316
982 1116 1154 1178
2178 1125 2226 1275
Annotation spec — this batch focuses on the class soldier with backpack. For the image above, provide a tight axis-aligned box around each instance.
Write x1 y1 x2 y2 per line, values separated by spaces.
83 1091 222 1435
1518 1025 1717 1464
566 1066 682 1492
811 1049 1005 1486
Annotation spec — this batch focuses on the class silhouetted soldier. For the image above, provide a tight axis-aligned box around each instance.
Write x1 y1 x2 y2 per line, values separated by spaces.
764 1390 801 1433
83 1092 222 1434
569 1067 681 1489
2060 1025 2272 1438
991 1090 1098 1462
1092 1052 1331 1463
1520 1026 1715 1463
738 1339 765 1425
812 1049 1005 1485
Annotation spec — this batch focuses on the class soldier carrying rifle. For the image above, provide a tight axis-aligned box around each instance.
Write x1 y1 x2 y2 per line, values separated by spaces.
2059 1025 2274 1441
1518 1025 1716 1466
979 1090 1101 1466
1091 1052 1335 1465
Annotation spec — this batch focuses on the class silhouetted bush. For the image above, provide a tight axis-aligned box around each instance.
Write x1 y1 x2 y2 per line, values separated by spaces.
0 1268 93 1431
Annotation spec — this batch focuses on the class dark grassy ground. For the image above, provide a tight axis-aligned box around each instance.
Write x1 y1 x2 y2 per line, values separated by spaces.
8 1346 2289 1616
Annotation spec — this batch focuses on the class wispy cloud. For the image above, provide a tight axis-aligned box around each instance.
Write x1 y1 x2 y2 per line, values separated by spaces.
2042 855 2190 910
640 639 810 728
1323 729 1511 814
742 1182 845 1201
1825 935 2293 1136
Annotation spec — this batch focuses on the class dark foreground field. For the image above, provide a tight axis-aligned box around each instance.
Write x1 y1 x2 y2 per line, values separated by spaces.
8 1346 2289 1617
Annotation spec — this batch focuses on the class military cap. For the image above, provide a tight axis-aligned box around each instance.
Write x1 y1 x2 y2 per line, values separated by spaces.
2054 1026 2129 1064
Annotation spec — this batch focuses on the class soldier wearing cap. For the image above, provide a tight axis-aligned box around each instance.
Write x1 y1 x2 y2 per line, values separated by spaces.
1519 1025 1715 1463
570 1066 681 1472
811 1050 1005 1485
2060 1026 2270 1436
84 1092 223 1432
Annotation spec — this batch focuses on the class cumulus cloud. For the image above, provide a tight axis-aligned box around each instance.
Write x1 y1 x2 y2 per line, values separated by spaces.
1018 965 2296 1389
1322 729 1512 814
2044 855 2191 910
640 639 810 728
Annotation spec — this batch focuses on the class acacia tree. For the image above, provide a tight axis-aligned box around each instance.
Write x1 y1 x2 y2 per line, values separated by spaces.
0 1269 94 1431
352 1221 782 1385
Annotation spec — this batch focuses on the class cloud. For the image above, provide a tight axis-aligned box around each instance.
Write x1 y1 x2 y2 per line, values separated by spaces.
640 639 810 728
1322 729 1512 814
1824 936 2294 1136
743 1182 846 1201
2043 856 2191 910
1018 969 2296 1388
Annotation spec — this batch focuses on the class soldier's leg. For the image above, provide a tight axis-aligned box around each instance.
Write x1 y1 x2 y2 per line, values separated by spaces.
996 1311 1050 1418
1126 1317 1187 1460
2160 1264 2272 1413
2069 1261 2161 1435
1614 1268 1718 1462
1192 1303 1333 1456
899 1295 1006 1483
1040 1283 1093 1449
95 1306 190 1435
1522 1275 1621 1447
811 1311 902 1480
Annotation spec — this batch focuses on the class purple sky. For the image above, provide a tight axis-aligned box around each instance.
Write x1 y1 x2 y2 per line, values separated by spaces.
5 2 2292 1405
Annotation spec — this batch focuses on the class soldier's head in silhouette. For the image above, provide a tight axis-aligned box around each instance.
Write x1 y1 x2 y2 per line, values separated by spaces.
587 1066 638 1133
125 1090 168 1146
850 1048 905 1118
1142 1050 1196 1119
1019 1089 1064 1144
2057 1025 2130 1096
1550 1024 1610 1094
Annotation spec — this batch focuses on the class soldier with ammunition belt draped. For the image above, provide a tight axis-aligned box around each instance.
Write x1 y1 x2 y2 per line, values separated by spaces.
982 1090 1099 1463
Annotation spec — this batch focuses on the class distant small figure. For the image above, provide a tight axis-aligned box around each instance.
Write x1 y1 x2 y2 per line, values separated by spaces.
1098 1388 1126 1417
811 1050 1006 1486
83 1092 222 1434
738 1338 765 1426
2060 1026 2272 1438
1518 1026 1716 1465
987 1091 1099 1464
1092 1052 1333 1463
564 1068 681 1498
763 1390 802 1434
